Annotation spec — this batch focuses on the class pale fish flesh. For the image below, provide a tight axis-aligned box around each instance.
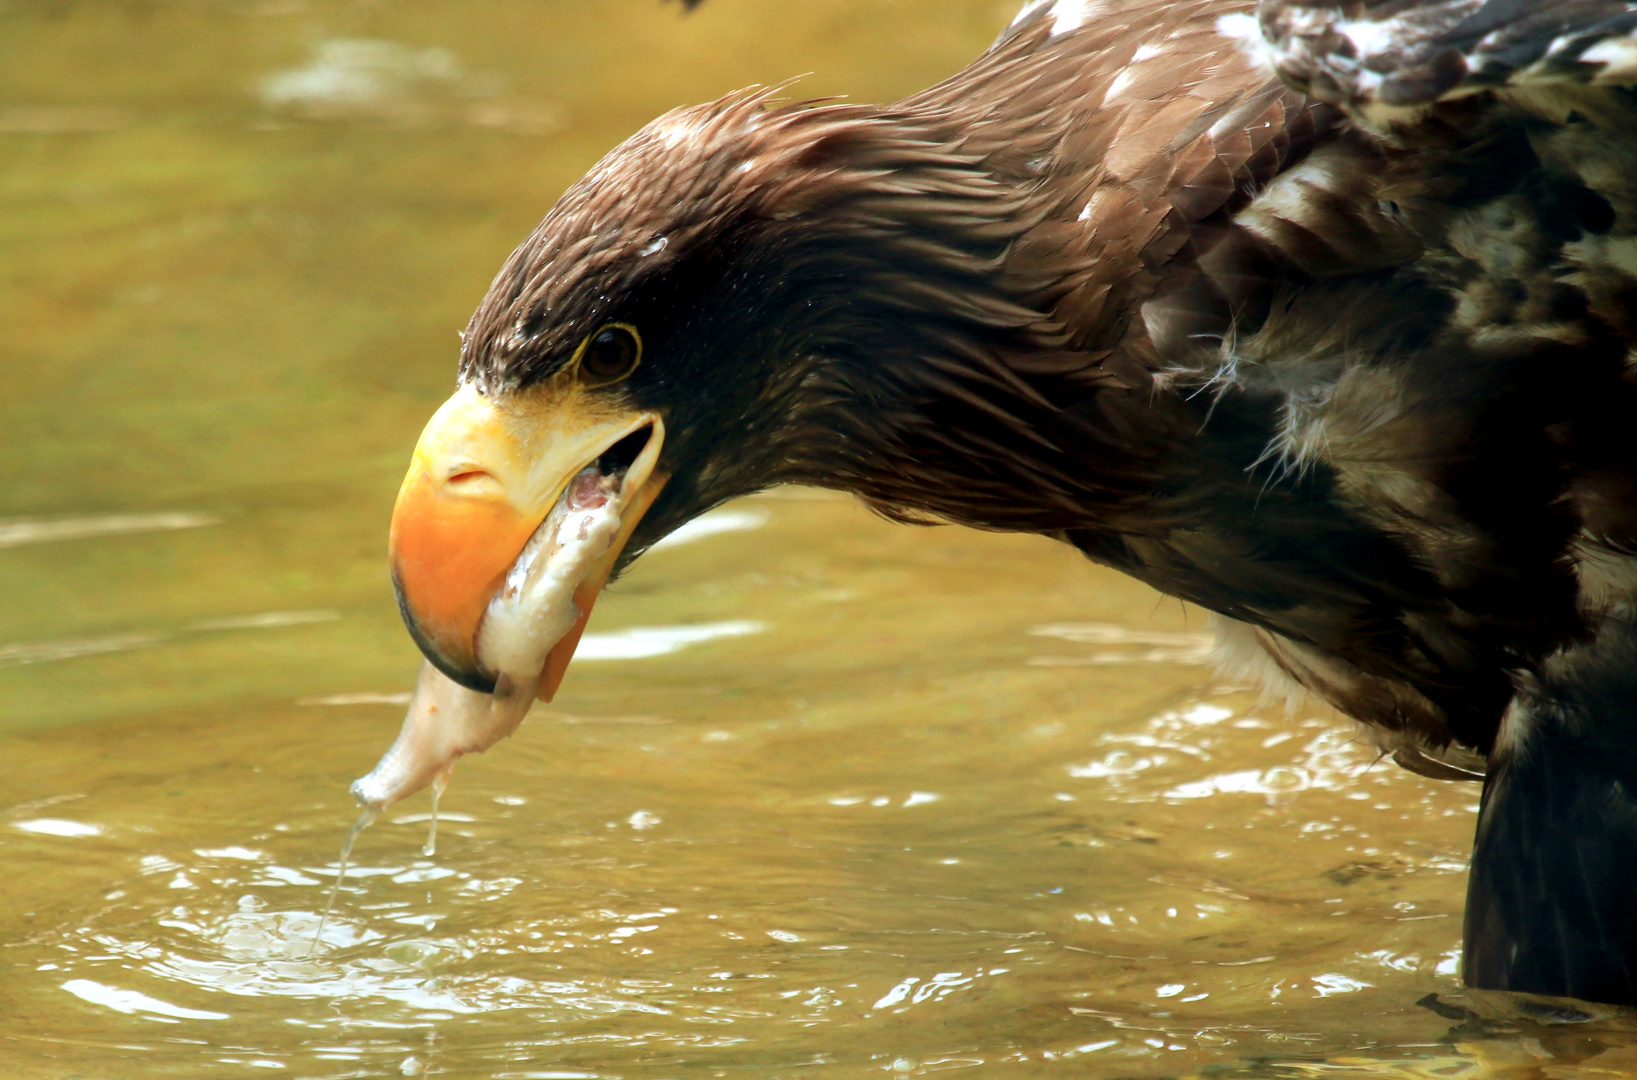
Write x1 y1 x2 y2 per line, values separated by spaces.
350 468 623 811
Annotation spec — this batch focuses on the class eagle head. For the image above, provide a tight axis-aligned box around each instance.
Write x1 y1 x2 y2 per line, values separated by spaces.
386 88 1058 696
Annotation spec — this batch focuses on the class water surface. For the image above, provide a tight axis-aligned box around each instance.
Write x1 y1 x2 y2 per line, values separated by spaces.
3 1 1633 1076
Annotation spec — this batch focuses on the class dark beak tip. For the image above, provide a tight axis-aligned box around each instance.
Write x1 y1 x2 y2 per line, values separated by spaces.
392 569 498 694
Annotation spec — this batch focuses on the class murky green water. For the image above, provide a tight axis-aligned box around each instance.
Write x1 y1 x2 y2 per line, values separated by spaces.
4 1 1636 1077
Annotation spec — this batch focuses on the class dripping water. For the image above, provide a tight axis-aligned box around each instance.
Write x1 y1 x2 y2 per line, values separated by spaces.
309 807 377 956
423 772 449 857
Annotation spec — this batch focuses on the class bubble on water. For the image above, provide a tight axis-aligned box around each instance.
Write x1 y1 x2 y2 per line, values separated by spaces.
384 940 445 969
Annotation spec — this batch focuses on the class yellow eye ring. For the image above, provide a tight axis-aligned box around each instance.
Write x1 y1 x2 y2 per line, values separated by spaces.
572 322 643 385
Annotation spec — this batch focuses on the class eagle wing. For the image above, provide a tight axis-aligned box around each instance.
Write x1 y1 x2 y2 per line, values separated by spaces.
1253 0 1637 121
935 1 1637 770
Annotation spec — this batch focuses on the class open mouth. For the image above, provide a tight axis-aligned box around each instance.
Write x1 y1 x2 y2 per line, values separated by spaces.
472 416 665 690
596 421 657 484
531 421 657 520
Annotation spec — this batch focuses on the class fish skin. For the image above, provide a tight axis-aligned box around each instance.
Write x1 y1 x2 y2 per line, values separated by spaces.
351 472 623 811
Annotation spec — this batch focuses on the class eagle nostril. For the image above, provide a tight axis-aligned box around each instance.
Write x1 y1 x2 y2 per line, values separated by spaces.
444 469 505 496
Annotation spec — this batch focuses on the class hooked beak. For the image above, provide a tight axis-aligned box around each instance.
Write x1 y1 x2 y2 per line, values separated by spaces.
388 383 665 699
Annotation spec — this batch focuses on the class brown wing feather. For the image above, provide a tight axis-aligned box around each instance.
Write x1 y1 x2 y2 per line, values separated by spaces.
1254 0 1637 123
468 0 1637 769
904 2 1340 356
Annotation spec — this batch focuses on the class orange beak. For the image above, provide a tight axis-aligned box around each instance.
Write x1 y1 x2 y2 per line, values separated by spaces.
388 383 665 697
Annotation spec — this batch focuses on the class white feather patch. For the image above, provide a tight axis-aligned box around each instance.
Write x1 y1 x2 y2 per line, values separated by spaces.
1048 0 1088 35
1584 36 1637 81
1335 17 1400 60
1012 0 1105 36
1010 0 1051 28
1215 12 1278 76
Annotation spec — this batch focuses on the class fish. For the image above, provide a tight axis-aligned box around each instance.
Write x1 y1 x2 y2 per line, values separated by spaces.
350 468 625 812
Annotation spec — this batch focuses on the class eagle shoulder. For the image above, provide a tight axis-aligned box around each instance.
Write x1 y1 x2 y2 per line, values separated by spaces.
1246 0 1637 127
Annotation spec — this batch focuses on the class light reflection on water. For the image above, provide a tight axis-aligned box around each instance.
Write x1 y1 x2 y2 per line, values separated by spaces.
0 631 1566 1076
5 0 1637 1076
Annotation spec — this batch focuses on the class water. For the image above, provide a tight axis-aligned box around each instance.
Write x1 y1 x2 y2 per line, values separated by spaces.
424 773 448 859
4 0 1636 1076
311 808 379 958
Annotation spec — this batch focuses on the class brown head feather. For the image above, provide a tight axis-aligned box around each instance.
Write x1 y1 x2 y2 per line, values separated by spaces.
459 2 1332 536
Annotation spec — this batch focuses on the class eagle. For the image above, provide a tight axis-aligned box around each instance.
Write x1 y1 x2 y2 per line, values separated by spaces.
365 0 1637 1006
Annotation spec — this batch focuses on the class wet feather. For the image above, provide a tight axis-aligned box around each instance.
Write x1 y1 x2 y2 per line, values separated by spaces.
458 0 1637 772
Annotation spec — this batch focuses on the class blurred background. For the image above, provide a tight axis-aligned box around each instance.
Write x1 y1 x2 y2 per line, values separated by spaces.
0 2 1609 1077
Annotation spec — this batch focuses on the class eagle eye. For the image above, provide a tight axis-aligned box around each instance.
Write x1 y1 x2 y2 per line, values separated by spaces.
577 323 642 384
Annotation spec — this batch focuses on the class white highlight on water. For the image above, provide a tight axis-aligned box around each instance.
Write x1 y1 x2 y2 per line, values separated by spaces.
0 512 218 550
12 821 102 837
62 978 228 1020
574 620 764 661
13 818 103 837
190 610 340 632
648 508 768 550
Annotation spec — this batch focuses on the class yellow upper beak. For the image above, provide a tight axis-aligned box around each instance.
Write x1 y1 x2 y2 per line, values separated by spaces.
388 383 664 696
